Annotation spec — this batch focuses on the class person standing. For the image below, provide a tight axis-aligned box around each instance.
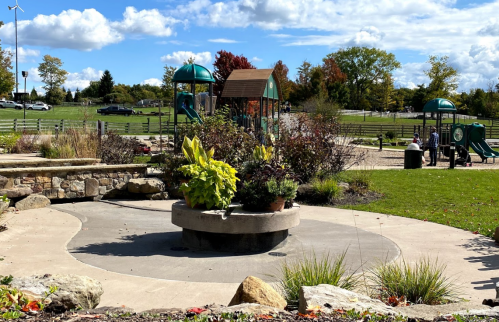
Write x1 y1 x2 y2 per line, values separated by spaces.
413 133 423 149
428 127 439 166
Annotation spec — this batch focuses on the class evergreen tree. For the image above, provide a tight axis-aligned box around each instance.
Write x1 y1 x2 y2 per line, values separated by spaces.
98 70 114 98
74 88 81 102
30 87 38 101
66 88 73 102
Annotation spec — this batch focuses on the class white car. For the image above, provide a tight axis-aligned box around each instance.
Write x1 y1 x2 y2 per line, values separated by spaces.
0 100 23 109
27 102 51 111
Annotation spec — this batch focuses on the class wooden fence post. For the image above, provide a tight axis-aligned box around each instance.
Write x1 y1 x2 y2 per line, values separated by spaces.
60 120 65 132
13 119 17 132
147 118 150 133
37 119 41 132
127 123 131 134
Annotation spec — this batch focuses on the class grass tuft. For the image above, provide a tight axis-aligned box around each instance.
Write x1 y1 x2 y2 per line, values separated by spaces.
311 177 341 203
369 257 459 305
271 250 358 309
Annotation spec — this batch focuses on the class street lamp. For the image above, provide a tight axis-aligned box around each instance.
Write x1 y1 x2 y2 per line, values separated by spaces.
22 70 28 119
8 1 24 98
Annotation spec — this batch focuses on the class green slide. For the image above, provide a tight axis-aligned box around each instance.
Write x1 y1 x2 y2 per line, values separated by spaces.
468 123 499 162
181 106 203 124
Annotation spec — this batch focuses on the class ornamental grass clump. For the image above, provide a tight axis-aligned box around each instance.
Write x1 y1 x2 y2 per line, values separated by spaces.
179 136 238 210
311 177 341 203
369 257 459 305
272 251 359 309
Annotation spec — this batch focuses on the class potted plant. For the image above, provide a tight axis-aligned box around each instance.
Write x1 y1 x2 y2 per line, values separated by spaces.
241 144 273 180
265 178 299 211
178 136 238 210
238 162 298 212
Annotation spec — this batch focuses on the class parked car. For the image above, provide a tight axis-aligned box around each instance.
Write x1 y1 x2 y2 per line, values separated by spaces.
26 102 51 111
0 100 23 109
97 106 134 116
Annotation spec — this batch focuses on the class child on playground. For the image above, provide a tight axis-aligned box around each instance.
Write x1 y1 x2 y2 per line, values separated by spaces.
413 133 422 149
428 127 439 166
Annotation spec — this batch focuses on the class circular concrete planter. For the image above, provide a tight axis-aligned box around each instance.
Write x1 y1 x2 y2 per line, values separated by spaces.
171 201 300 253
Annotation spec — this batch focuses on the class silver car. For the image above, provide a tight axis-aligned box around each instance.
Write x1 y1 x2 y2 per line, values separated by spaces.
27 102 50 111
0 100 23 109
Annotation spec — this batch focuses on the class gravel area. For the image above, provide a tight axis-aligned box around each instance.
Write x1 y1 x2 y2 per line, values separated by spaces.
354 147 499 169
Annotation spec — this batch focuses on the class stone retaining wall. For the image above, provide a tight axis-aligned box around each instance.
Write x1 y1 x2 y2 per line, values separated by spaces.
0 158 100 168
0 165 147 200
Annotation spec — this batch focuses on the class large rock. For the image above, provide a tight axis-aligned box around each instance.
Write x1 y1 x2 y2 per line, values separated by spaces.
85 178 99 197
10 274 103 312
128 178 165 194
0 187 33 199
15 194 51 211
0 175 13 190
299 284 394 315
229 276 287 310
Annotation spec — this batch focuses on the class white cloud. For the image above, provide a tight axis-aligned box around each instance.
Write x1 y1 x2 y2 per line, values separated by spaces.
347 26 385 47
208 38 239 43
112 7 178 37
64 67 103 91
0 7 179 51
160 51 212 66
142 78 163 87
251 56 262 62
4 47 40 63
27 68 43 83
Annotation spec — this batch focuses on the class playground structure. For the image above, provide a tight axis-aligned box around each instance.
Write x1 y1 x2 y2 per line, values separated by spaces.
422 98 498 163
221 69 282 135
172 64 216 147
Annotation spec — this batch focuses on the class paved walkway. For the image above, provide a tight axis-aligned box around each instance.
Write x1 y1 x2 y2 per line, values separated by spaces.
1 200 498 311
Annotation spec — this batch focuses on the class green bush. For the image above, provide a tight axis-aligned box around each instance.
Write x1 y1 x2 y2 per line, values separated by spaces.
311 177 341 203
369 257 459 305
161 153 189 188
272 251 358 309
0 132 21 153
385 130 397 140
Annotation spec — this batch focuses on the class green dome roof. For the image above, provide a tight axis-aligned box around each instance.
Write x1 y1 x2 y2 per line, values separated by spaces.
172 64 215 84
423 98 456 112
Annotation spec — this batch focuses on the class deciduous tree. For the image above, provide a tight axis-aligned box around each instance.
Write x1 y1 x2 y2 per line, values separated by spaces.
213 50 255 98
330 47 400 109
38 55 68 105
162 64 177 100
0 22 14 97
424 55 459 100
271 60 291 101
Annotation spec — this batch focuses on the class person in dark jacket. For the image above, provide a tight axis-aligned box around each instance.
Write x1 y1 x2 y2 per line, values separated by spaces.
428 127 439 166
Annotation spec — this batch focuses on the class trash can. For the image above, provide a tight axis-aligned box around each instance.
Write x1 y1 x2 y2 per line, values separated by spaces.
404 143 423 169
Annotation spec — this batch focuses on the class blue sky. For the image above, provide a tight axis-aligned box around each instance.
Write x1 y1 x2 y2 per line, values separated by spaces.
1 0 499 95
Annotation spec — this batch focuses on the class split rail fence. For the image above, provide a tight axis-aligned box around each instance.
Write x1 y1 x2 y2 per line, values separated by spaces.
0 119 193 135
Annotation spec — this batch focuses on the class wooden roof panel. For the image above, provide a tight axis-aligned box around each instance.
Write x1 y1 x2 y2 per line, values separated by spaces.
222 69 282 100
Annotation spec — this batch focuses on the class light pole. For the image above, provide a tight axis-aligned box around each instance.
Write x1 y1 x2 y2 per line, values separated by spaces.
22 70 27 119
8 0 24 98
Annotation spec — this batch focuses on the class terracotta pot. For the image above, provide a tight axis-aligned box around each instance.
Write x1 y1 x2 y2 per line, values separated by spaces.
266 196 285 212
180 179 198 208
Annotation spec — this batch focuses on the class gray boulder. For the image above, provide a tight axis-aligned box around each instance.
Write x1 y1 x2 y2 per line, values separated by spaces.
128 178 165 194
0 175 13 190
10 274 103 312
0 187 33 199
299 284 394 315
15 194 51 211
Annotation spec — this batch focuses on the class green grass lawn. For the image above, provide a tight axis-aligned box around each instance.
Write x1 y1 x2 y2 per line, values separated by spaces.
341 169 499 238
0 106 188 124
340 114 491 126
